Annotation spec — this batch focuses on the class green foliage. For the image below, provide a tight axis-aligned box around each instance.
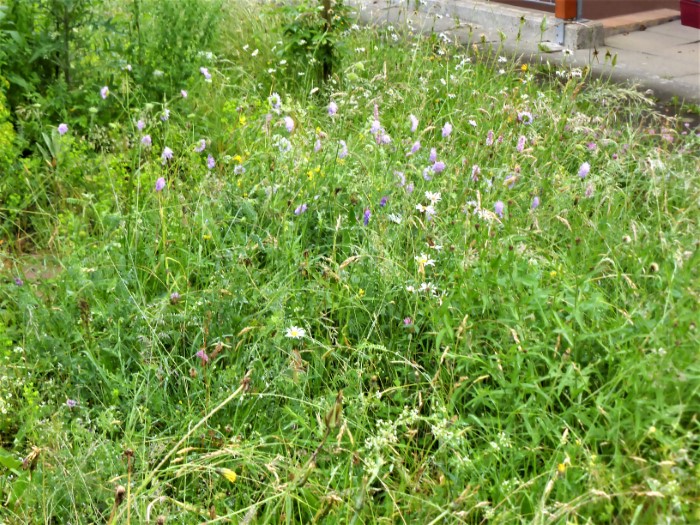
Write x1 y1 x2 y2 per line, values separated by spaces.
1 2 699 523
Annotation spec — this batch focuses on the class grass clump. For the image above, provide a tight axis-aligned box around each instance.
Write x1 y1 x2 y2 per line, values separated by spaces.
1 2 699 523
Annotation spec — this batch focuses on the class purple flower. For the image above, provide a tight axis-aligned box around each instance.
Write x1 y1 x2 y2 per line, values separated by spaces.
380 196 388 207
442 122 452 138
268 93 281 113
200 67 212 80
181 90 188 98
195 139 206 153
407 140 421 156
486 130 494 146
100 86 109 99
422 167 432 181
294 203 308 215
155 177 166 192
531 196 540 210
494 200 505 218
379 133 391 145
363 208 371 226
370 120 381 134
170 292 181 304
195 349 209 364
432 161 446 173
137 119 145 131
314 139 322 152
161 109 170 121
612 153 618 160
516 135 526 152
328 101 338 116
284 116 294 133
141 134 152 147
66 399 78 408
517 111 533 125
395 171 406 187
14 277 23 286
403 317 412 325
429 148 437 164
161 147 173 164
58 123 68 135
471 164 481 182
406 182 414 194
338 140 348 159
234 165 245 175
578 161 590 179
409 114 418 133
207 154 215 170
587 142 597 151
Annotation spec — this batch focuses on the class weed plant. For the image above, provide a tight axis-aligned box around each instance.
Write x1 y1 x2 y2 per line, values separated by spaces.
0 1 699 523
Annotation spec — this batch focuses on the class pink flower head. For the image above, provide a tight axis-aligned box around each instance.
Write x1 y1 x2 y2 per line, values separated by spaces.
516 135 526 152
100 86 109 99
409 114 418 133
284 116 294 133
442 122 452 138
486 130 494 146
58 123 68 135
195 349 209 364
181 90 188 98
494 200 505 218
578 161 590 179
161 146 173 164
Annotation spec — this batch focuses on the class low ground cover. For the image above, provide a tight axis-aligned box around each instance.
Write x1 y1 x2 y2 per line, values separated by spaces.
1 1 698 523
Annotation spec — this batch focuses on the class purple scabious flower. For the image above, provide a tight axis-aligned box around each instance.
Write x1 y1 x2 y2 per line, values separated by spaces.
181 90 188 98
155 177 166 192
429 148 437 164
195 349 209 364
403 317 412 325
14 277 23 286
161 147 173 164
494 200 505 218
370 119 381 134
141 134 152 147
284 116 294 133
531 196 540 210
471 164 481 182
432 161 446 173
379 133 391 145
137 119 145 131
578 161 590 179
100 86 109 99
338 140 348 159
195 139 206 153
395 171 406 187
170 292 181 304
234 165 245 175
314 139 322 152
409 114 419 133
587 142 597 151
363 208 371 226
442 122 452 138
406 182 414 194
207 154 215 170
486 130 494 146
380 196 388 207
294 203 308 215
200 67 212 80
66 399 78 408
517 111 533 125
407 140 421 156
161 109 170 121
328 101 338 116
58 123 68 135
422 167 432 181
516 135 526 152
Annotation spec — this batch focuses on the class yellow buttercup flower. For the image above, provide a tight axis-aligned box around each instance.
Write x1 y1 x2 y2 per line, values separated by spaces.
219 468 237 483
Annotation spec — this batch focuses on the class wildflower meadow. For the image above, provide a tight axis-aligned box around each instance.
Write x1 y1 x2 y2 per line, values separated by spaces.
0 0 698 523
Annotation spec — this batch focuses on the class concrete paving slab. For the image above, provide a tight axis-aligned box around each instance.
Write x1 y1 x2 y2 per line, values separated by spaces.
605 31 694 53
645 19 699 37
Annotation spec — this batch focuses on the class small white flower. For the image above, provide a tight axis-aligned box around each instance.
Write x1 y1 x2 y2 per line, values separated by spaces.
388 213 403 224
415 253 436 268
285 326 306 339
498 56 507 63
251 49 259 57
425 191 441 205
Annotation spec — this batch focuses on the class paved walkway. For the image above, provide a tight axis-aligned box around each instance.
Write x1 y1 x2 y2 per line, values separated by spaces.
355 1 700 104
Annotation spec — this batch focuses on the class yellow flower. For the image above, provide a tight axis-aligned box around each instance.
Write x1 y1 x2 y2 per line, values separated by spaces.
239 115 247 126
358 289 365 298
521 64 528 72
219 468 237 483
557 463 567 474
233 154 243 163
550 271 557 278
